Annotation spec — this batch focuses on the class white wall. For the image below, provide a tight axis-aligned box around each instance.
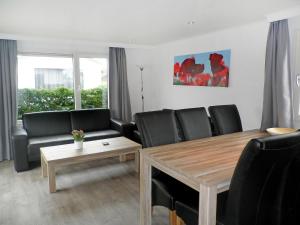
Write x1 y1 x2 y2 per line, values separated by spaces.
12 21 270 129
17 39 109 55
139 21 269 130
126 48 155 116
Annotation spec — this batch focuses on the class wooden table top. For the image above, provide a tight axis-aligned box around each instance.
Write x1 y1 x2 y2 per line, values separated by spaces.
141 129 268 191
41 136 141 163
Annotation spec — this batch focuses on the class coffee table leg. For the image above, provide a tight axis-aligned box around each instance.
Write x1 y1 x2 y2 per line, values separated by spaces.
119 154 127 162
135 151 140 173
48 164 56 193
41 156 48 177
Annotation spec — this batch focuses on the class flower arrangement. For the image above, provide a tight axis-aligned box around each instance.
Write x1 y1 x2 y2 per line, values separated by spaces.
72 130 85 142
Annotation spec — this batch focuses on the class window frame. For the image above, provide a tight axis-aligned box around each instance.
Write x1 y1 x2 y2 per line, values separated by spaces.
17 51 109 119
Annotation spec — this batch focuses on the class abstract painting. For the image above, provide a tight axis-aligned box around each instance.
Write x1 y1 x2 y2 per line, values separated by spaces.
173 49 231 87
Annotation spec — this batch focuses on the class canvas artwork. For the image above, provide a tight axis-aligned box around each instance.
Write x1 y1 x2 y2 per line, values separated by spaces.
173 49 231 87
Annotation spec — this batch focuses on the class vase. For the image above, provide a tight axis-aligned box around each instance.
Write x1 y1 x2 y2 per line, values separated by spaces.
74 140 83 150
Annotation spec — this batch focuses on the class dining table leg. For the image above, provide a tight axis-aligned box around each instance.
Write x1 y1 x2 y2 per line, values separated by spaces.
140 154 152 225
135 150 140 173
199 184 217 225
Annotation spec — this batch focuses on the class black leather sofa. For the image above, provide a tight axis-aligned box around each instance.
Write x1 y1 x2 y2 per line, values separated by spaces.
12 109 134 172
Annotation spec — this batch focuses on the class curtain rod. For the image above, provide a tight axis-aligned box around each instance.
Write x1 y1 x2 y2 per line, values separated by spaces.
266 6 300 23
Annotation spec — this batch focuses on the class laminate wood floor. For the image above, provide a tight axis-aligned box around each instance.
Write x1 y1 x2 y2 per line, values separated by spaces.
0 159 168 225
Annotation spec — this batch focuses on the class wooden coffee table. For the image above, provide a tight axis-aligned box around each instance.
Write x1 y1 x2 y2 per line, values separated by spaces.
40 136 141 193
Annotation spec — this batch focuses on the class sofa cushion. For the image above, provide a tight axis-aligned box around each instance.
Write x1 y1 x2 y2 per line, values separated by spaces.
23 111 72 137
70 109 111 132
27 134 73 162
84 130 121 141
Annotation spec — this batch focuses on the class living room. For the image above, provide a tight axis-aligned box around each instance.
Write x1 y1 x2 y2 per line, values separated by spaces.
1 1 300 225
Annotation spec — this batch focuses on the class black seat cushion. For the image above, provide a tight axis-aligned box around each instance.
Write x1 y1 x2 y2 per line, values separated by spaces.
70 109 111 132
208 105 242 135
27 134 73 161
84 130 121 141
152 173 179 209
135 110 180 148
175 191 228 225
23 111 72 137
175 107 212 140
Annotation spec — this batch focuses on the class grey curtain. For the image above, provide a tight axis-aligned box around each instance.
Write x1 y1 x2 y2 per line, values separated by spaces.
0 39 17 161
261 19 293 130
109 47 132 122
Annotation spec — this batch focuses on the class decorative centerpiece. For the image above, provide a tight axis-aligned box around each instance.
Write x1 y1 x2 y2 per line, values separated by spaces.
72 130 85 150
266 127 297 135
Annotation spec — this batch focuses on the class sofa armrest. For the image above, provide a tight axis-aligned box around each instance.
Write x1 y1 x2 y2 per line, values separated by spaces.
110 118 135 139
12 126 29 172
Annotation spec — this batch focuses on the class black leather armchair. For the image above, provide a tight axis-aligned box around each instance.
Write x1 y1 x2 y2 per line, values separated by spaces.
12 109 134 172
175 132 300 225
208 104 242 135
175 107 212 140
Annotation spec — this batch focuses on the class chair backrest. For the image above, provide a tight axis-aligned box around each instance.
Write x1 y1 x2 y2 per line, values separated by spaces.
225 132 300 225
135 110 180 148
208 104 242 135
175 107 212 141
163 108 184 141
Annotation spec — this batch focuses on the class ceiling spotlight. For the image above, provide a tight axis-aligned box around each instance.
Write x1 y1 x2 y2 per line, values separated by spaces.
187 21 196 25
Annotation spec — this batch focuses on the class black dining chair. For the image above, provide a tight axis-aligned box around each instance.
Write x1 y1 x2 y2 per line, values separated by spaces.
175 107 212 141
135 110 189 225
208 104 242 135
175 131 300 225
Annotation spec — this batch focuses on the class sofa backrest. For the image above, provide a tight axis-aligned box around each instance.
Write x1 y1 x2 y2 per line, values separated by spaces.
23 111 72 137
70 109 111 132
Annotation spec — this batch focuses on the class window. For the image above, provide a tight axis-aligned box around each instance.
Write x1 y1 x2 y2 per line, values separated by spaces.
17 55 74 119
17 54 108 119
79 57 108 109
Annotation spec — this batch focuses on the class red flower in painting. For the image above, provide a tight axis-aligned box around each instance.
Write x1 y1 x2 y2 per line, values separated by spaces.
174 62 181 76
177 57 206 85
209 53 229 87
193 73 211 86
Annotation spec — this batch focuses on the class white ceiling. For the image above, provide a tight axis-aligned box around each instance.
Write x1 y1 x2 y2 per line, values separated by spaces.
0 0 299 45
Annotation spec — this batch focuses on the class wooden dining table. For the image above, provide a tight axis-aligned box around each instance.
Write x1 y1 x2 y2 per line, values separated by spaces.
139 129 268 225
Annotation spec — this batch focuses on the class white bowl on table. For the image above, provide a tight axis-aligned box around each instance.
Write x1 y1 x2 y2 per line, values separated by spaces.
266 127 297 135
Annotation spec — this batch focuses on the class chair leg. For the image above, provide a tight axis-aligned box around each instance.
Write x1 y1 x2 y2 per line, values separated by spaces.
176 216 184 225
169 210 177 225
